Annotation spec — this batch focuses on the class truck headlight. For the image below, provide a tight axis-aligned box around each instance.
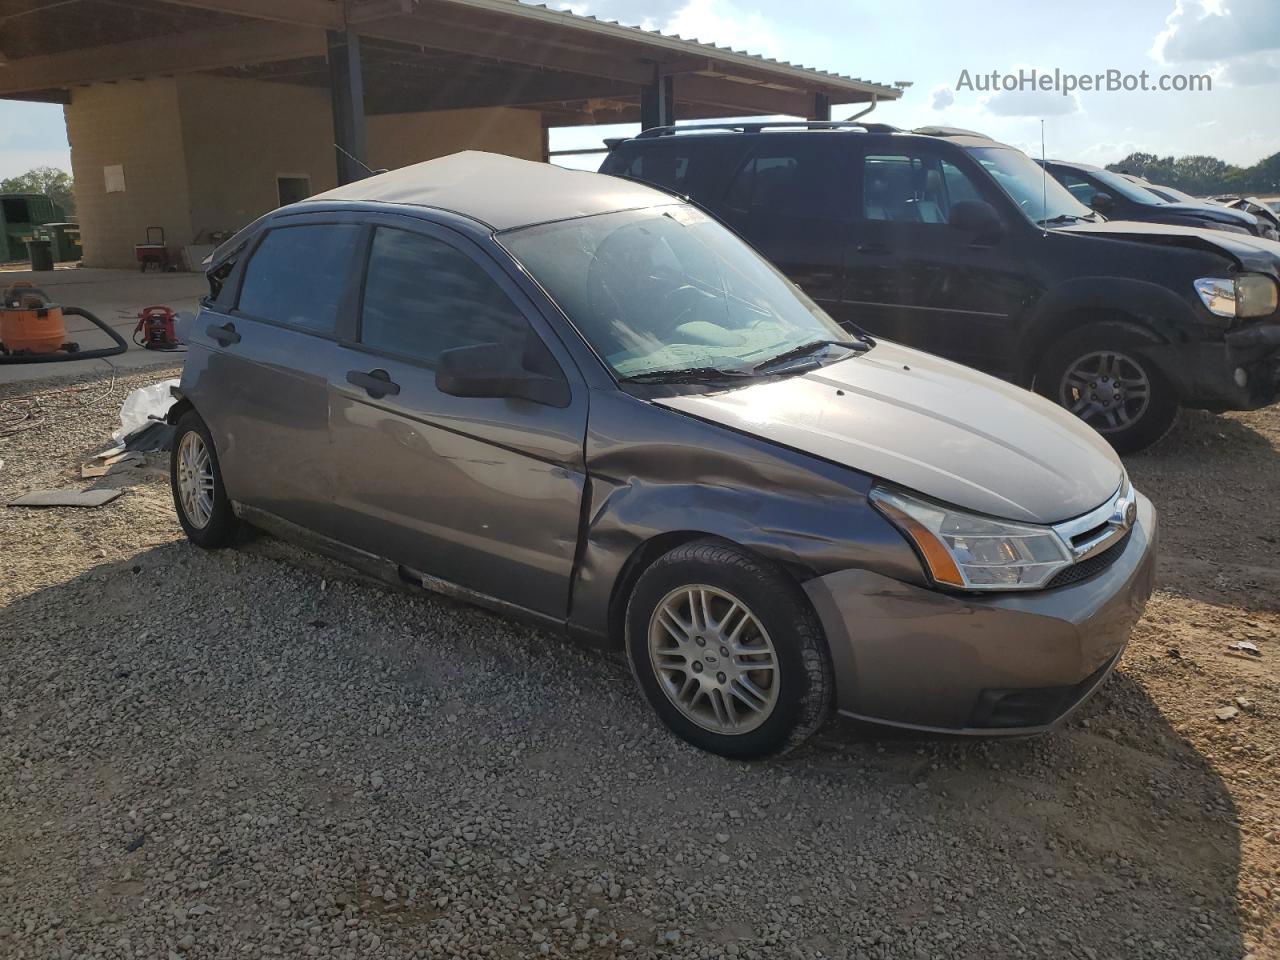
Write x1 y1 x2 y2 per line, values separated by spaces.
1195 274 1280 319
870 486 1072 591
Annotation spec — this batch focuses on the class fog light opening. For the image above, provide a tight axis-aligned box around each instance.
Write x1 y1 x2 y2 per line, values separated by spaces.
1233 367 1249 388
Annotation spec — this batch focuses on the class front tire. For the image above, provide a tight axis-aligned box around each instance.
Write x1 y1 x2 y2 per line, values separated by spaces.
625 539 834 759
1035 324 1178 455
170 410 239 548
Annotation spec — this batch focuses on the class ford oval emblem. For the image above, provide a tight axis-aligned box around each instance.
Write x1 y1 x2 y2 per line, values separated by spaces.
1112 498 1137 530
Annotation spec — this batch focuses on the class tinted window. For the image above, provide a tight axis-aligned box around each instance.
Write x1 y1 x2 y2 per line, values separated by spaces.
863 153 984 224
723 144 844 219
1056 171 1099 207
360 227 531 366
612 147 693 193
237 224 360 334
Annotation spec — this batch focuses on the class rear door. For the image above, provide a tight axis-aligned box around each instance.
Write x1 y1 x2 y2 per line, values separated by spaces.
714 136 857 326
845 143 1030 373
325 216 588 619
183 215 362 533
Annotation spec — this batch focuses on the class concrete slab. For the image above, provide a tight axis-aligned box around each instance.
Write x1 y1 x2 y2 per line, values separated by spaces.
0 266 204 385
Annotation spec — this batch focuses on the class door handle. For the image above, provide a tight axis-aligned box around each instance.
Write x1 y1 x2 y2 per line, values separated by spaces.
346 368 400 399
855 243 890 255
206 322 240 346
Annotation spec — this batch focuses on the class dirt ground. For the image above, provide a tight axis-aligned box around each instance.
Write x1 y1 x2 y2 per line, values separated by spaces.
1 363 1277 960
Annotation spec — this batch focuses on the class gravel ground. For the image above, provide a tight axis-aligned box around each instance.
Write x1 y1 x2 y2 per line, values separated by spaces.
1 364 1277 960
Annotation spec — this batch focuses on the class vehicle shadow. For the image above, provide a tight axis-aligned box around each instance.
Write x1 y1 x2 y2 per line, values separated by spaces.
0 539 1248 960
1125 407 1280 614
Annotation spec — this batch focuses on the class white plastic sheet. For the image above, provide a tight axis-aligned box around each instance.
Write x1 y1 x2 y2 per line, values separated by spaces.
112 378 179 443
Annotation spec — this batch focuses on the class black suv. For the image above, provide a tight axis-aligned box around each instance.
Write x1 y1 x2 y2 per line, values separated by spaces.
600 123 1280 452
1044 159 1274 239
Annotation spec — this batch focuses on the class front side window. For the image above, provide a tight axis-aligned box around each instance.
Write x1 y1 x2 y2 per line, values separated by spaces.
501 205 858 380
237 224 361 334
360 227 531 367
966 147 1095 224
863 153 982 224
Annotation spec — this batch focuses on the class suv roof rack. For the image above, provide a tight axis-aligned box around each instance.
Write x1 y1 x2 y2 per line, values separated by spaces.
910 126 992 139
635 120 891 139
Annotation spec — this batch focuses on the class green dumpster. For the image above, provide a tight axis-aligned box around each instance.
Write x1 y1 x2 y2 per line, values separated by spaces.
26 238 54 271
34 222 82 262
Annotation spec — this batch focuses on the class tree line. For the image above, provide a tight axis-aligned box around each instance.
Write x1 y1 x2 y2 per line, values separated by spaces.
1 167 75 216
1105 151 1280 197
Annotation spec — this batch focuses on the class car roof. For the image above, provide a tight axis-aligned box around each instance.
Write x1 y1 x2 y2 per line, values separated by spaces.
618 125 1011 153
306 151 673 231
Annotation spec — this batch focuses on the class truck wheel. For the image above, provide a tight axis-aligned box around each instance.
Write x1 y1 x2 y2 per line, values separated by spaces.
170 410 239 548
1036 326 1178 455
625 539 834 759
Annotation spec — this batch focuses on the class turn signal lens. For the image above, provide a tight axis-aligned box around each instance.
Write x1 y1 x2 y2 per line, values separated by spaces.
870 486 1073 592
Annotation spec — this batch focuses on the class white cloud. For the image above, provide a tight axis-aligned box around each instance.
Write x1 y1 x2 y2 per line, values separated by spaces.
930 85 955 110
1220 51 1280 86
982 88 1082 118
1152 0 1280 64
662 0 781 57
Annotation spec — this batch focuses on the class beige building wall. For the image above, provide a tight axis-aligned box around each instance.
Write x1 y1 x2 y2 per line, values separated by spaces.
66 73 546 269
367 107 545 171
176 73 337 244
63 77 193 269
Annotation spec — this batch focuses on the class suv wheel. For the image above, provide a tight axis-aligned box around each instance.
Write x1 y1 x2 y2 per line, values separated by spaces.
1036 325 1178 454
170 410 239 548
625 539 833 759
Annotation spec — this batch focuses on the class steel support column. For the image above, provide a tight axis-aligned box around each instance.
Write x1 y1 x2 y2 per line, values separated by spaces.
327 30 368 184
640 72 675 130
810 92 831 121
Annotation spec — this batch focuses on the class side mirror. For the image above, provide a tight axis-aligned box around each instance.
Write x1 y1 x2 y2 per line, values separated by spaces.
949 200 1003 243
1089 191 1115 215
436 341 570 408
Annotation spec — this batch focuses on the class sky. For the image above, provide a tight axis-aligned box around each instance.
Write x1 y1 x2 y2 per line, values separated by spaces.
2 0 1278 181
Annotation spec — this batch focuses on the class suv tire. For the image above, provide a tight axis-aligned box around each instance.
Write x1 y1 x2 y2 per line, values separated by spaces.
1035 324 1178 455
170 410 239 548
625 539 834 759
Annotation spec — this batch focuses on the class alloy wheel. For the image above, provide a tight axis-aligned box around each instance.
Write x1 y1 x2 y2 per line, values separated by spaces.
647 585 780 735
176 430 215 529
1059 350 1151 434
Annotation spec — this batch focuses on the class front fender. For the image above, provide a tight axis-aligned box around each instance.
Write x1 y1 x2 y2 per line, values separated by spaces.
569 391 924 646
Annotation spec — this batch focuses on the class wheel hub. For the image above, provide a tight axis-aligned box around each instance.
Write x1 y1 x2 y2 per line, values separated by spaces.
647 585 780 735
1062 350 1151 433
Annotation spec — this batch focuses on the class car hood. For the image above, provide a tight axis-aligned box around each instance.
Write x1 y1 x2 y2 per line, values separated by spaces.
1058 219 1280 274
654 341 1123 525
1157 200 1257 227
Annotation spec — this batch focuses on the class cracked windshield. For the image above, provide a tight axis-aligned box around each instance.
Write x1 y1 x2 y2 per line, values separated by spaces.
503 205 864 381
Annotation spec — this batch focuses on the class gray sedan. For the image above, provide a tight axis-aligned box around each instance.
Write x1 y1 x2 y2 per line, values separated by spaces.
169 152 1156 759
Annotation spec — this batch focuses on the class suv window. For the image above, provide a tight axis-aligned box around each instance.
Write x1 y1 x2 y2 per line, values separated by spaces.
863 152 984 224
1056 171 1099 207
616 147 692 193
723 144 843 219
360 227 531 367
237 224 361 334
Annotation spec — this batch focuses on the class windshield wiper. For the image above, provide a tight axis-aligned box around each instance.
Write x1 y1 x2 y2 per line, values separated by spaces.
1037 213 1091 226
619 366 755 384
753 338 869 374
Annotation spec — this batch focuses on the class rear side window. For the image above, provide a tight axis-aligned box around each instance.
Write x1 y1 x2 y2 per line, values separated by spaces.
722 143 844 219
237 224 360 334
612 147 693 193
359 227 531 367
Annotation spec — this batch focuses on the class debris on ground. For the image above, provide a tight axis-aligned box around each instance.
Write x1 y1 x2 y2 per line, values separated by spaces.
80 452 144 478
6 487 123 507
1228 640 1263 659
111 377 178 443
1216 705 1241 721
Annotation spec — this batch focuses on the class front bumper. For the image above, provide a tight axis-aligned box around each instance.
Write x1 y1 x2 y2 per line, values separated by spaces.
803 493 1158 735
1148 321 1280 412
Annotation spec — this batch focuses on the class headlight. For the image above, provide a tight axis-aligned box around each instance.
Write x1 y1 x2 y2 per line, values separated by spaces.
870 486 1072 591
1195 274 1280 319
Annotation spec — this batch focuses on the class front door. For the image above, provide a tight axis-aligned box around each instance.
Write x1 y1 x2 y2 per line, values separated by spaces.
325 218 588 620
845 145 1031 374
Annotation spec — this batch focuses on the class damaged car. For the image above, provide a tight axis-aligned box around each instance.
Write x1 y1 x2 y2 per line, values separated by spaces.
170 153 1156 759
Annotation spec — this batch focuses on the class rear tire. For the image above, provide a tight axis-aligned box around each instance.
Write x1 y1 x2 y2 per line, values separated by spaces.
170 410 239 548
1035 324 1178 455
625 539 834 759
